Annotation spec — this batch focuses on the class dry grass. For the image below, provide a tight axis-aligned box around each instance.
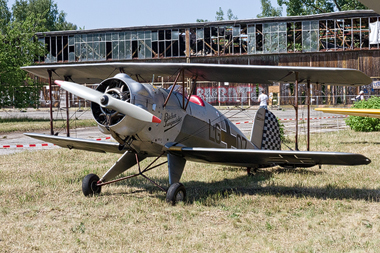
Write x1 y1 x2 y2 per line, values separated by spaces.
1 129 380 252
0 119 96 134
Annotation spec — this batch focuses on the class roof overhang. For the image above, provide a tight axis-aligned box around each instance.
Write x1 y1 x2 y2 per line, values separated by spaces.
359 0 380 14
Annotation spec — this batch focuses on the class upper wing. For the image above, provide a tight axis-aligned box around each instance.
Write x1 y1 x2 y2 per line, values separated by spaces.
21 62 371 86
168 146 370 167
315 108 380 119
25 133 125 154
358 0 380 14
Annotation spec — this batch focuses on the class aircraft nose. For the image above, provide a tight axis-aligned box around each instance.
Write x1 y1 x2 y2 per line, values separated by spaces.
100 95 109 106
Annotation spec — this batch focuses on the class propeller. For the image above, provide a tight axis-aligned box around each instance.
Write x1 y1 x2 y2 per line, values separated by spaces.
55 80 161 123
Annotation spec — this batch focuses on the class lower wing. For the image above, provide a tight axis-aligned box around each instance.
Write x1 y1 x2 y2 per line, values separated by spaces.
24 133 125 154
315 108 380 119
168 147 370 168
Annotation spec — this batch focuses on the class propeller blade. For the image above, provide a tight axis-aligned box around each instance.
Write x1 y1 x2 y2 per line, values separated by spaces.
55 80 161 123
55 80 102 104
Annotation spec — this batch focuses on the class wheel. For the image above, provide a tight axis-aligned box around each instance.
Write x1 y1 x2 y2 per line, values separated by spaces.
247 167 258 176
82 174 101 196
166 183 186 205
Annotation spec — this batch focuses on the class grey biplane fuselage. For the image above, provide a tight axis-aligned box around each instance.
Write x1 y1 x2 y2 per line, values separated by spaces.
102 74 254 156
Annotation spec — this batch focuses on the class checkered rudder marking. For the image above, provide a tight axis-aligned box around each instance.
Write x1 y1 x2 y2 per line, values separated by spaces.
261 110 281 150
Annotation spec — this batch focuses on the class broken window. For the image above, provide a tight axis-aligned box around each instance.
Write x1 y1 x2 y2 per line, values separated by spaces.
279 22 287 53
343 18 353 50
369 17 379 49
327 20 335 50
51 36 57 62
68 36 75 62
218 26 225 55
204 27 212 56
247 24 256 54
151 31 158 58
361 17 369 49
256 24 263 53
263 22 286 53
233 25 241 54
302 21 318 52
196 28 204 56
179 29 186 57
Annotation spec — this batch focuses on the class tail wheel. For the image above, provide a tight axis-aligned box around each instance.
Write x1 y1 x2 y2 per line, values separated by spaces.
166 183 186 205
82 174 102 196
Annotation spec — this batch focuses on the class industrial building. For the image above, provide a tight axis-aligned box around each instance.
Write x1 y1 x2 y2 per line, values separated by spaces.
35 10 380 107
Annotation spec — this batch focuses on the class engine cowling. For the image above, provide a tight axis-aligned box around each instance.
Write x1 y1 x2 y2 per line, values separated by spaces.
91 74 148 138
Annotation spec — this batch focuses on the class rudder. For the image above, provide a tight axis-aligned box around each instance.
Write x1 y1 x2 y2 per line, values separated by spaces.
250 108 281 150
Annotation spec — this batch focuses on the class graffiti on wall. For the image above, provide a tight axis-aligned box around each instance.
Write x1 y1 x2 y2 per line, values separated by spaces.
196 85 264 104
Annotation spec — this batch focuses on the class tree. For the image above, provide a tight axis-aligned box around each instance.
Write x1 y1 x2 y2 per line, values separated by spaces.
0 0 11 28
257 0 283 18
227 9 238 20
197 7 238 22
0 0 78 108
12 0 77 31
0 13 45 108
277 0 367 16
215 7 224 21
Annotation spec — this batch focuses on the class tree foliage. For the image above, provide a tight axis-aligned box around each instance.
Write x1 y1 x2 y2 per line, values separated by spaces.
277 0 367 16
345 96 380 132
0 13 45 108
257 0 283 18
0 0 77 108
12 0 77 31
197 7 238 22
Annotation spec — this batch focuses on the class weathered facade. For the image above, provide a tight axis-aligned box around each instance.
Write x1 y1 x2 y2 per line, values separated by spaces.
35 10 380 107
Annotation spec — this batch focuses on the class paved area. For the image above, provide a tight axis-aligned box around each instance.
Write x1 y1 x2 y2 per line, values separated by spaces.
0 106 348 155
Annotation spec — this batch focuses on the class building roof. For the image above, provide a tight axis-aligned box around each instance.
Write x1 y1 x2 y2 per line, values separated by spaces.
36 10 378 37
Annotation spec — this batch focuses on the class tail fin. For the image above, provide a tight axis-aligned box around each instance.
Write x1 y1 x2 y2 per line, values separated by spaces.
250 108 281 150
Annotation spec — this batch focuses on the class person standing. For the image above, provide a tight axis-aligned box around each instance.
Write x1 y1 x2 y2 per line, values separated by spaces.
258 90 269 109
355 90 365 101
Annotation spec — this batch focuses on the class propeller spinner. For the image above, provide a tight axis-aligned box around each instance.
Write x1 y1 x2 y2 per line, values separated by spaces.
55 80 161 123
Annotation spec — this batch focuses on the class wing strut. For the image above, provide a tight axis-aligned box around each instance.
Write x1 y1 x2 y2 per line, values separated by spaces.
184 76 198 110
294 71 299 151
163 70 182 108
307 79 311 151
48 69 54 136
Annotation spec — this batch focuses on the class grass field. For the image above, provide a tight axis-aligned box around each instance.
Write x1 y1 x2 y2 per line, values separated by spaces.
1 129 379 252
0 118 96 134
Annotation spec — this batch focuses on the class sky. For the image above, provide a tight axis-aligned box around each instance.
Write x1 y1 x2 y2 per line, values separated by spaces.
6 0 284 30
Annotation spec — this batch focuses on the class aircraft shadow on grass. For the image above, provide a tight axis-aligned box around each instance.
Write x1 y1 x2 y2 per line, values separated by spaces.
340 141 380 145
98 166 379 204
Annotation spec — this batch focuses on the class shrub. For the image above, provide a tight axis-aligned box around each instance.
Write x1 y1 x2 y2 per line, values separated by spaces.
345 96 380 132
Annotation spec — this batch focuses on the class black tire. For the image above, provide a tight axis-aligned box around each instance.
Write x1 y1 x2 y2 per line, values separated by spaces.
166 183 186 205
82 174 101 197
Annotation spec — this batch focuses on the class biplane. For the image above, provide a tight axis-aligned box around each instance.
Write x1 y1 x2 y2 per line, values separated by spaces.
315 108 380 118
22 63 372 204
